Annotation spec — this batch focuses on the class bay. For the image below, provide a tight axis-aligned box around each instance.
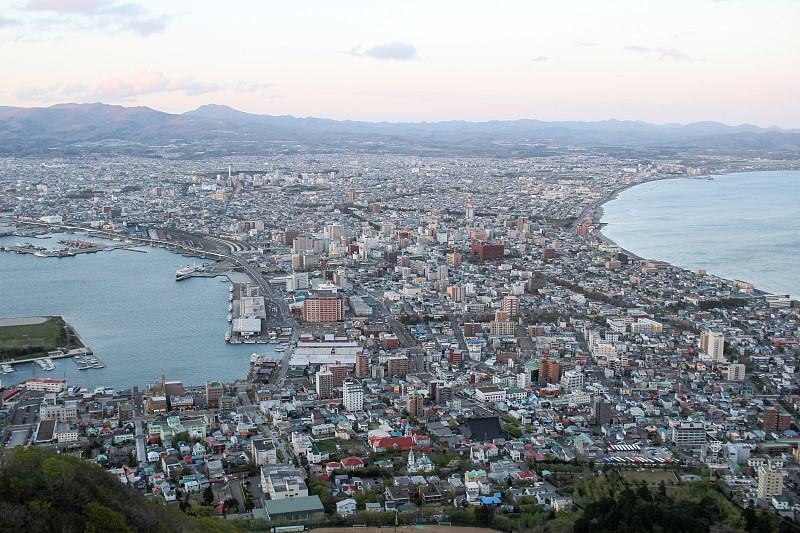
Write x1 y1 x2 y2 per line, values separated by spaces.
0 232 275 391
601 170 800 299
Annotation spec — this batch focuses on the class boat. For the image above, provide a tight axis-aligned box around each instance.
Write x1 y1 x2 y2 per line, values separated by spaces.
1 363 14 374
36 358 55 371
229 293 233 301
176 263 204 281
274 346 285 352
229 285 234 292
225 331 231 342
227 313 232 322
228 303 233 312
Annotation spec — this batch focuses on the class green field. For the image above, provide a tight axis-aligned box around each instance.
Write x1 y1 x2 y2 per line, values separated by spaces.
620 469 679 485
0 316 81 360
314 438 367 455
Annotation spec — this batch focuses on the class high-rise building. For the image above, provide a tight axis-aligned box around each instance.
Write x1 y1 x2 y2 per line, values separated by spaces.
302 293 345 323
758 465 783 500
446 251 462 267
470 242 504 261
501 296 520 317
386 356 409 378
355 353 371 377
206 381 224 408
447 284 466 302
539 358 562 385
763 406 791 433
315 371 334 399
670 421 706 448
407 392 424 418
328 364 348 387
343 380 363 412
701 331 725 362
727 363 746 381
591 398 612 426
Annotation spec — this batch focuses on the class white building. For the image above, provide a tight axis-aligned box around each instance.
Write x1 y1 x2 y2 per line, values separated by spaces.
475 386 507 403
343 379 364 412
560 370 584 391
727 363 746 382
758 465 783 500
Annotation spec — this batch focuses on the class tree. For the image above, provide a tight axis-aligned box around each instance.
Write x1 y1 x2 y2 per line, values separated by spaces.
203 486 214 505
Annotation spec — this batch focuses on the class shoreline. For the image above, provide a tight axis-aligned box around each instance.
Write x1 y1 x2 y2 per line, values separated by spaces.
589 171 795 300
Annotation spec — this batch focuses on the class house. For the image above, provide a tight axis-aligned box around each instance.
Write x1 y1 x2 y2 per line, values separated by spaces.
340 456 365 470
336 498 357 516
419 484 443 504
384 486 411 505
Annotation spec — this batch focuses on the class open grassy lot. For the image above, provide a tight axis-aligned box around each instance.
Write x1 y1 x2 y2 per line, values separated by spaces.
620 469 679 485
0 315 79 360
314 438 368 455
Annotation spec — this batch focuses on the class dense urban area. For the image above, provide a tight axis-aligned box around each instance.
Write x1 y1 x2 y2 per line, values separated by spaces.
1 144 799 533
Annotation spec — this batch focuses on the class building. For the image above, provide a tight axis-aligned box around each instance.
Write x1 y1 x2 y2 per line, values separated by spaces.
302 293 346 323
386 356 409 378
702 331 725 362
670 421 706 448
446 251 462 267
470 242 504 261
328 364 347 387
19 377 66 393
727 363 746 382
355 353 371 377
539 358 562 385
764 406 791 433
40 400 78 422
407 392 424 418
489 319 515 336
342 379 363 412
447 284 466 302
316 371 334 399
251 437 278 466
261 465 308 500
758 465 783 500
475 386 507 403
263 495 325 523
206 381 224 408
560 370 584 391
501 296 520 317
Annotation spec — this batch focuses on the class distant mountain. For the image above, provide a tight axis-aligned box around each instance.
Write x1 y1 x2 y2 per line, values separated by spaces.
0 102 798 156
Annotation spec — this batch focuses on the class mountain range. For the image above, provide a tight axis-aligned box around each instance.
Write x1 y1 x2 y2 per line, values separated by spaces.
1 102 799 156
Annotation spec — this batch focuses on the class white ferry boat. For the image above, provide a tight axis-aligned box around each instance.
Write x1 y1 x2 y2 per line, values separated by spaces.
225 331 231 341
1 363 15 374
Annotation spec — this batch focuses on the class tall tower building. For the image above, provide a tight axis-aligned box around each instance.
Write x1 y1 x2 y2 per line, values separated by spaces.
343 379 364 412
407 392 424 418
466 194 475 221
315 371 334 399
355 353 371 377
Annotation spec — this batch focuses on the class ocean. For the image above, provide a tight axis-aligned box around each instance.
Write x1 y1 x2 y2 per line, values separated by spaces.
601 170 800 299
0 232 276 391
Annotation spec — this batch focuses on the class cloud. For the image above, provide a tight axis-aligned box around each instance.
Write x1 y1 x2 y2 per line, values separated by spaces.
234 81 275 93
14 72 273 103
657 48 693 61
624 44 694 61
531 56 551 62
25 0 109 14
94 71 223 98
351 41 419 61
575 40 597 47
24 0 168 37
0 15 20 28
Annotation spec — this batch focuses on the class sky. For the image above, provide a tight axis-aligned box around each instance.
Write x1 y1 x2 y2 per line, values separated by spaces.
1 0 799 127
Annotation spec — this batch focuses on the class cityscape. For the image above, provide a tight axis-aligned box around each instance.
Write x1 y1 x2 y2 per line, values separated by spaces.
1 1 800 531
0 127 799 532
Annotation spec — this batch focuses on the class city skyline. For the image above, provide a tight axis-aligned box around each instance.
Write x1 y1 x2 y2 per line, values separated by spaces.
1 0 799 127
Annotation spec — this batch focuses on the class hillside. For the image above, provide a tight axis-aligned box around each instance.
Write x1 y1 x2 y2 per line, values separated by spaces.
0 447 239 533
1 103 799 156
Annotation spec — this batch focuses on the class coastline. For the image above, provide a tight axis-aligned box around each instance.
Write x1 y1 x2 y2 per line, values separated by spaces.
590 172 795 300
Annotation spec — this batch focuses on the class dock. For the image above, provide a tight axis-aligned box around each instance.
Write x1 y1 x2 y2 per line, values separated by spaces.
0 240 146 258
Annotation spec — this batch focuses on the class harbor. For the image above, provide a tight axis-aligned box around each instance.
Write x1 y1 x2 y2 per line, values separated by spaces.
0 239 146 258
